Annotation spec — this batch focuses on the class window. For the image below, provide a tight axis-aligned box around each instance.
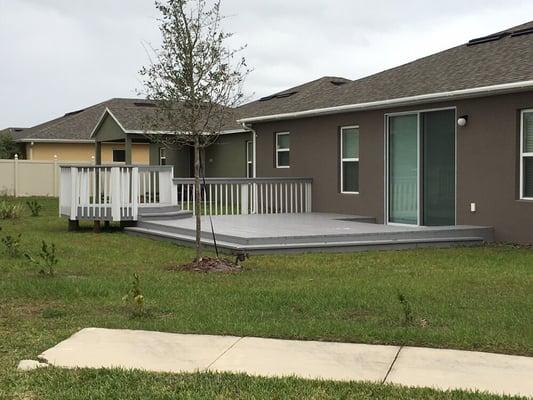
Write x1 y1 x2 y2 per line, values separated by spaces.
246 141 253 178
112 149 126 163
340 126 359 193
521 110 533 199
159 147 167 166
276 132 290 168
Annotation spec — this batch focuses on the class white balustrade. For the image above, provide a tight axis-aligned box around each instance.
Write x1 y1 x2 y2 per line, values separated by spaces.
173 177 313 216
59 165 176 222
60 166 312 221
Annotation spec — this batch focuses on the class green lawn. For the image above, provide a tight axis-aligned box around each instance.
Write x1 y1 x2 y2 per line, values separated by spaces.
0 197 532 399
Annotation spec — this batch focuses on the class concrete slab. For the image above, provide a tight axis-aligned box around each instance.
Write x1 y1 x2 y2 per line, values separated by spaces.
39 328 240 373
33 328 533 398
208 337 400 382
386 346 533 398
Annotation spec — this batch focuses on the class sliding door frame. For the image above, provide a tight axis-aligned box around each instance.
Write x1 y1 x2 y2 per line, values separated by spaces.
384 106 457 227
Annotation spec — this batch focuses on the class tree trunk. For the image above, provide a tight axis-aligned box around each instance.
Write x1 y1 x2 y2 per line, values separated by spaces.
194 137 202 263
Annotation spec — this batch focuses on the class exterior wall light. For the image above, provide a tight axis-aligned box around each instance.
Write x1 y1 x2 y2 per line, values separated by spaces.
457 116 468 127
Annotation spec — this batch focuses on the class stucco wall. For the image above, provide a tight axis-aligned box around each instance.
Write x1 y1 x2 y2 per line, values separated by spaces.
205 132 251 177
27 142 150 164
253 91 533 244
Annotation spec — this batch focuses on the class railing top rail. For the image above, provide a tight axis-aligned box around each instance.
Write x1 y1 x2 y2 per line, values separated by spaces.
173 177 313 184
59 164 173 171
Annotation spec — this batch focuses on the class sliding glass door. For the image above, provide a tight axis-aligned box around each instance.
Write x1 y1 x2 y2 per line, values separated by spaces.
388 109 455 226
388 114 419 225
422 109 456 226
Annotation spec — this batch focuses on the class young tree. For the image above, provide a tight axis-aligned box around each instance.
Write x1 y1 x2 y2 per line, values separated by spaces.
140 0 249 263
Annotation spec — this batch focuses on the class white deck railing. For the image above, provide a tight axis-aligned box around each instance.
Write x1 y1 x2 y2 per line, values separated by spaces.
173 177 313 216
60 167 312 221
59 165 176 221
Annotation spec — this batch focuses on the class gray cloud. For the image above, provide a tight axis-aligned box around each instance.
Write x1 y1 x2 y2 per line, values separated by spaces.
1 0 532 127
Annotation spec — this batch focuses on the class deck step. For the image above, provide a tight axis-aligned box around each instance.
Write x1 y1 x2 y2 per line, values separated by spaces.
138 205 192 221
139 210 193 221
125 226 488 255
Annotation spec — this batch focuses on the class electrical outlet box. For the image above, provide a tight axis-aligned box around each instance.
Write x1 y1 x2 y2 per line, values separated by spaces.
470 203 477 213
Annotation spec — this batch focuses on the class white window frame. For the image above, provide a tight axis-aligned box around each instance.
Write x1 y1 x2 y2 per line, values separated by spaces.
159 147 167 166
520 109 533 200
246 140 253 177
276 132 290 169
340 125 360 194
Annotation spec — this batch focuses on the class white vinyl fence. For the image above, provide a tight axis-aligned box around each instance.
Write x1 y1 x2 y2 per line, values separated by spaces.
0 157 89 197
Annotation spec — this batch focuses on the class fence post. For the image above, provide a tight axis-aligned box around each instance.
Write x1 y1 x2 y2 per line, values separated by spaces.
70 167 78 220
53 155 58 196
13 154 18 197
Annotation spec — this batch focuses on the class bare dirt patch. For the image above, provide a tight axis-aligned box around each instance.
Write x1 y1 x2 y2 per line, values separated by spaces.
170 257 242 273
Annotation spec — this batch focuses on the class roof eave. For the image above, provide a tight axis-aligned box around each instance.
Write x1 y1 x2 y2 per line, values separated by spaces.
238 80 533 124
16 138 95 143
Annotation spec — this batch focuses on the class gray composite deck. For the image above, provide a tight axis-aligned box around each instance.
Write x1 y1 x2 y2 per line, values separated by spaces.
125 213 494 254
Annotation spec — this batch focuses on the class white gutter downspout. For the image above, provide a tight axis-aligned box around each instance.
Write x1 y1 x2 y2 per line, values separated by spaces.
242 122 257 178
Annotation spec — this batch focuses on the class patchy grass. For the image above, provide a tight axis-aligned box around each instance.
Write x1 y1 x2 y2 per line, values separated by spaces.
0 197 532 399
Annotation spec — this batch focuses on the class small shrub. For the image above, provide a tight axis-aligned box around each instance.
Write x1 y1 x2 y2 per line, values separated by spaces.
0 201 23 219
122 273 145 316
26 200 42 217
26 241 58 276
1 234 23 258
397 292 414 326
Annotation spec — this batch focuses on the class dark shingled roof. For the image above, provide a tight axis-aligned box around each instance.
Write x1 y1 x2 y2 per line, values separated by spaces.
102 102 243 133
19 98 158 141
21 98 245 142
238 20 533 120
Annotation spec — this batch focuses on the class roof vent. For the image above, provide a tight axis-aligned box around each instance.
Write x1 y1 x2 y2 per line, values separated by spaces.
64 109 85 117
467 32 510 46
259 91 297 102
134 102 157 107
511 27 533 37
330 80 347 86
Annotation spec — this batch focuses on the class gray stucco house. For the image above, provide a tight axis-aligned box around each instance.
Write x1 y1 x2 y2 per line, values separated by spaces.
235 20 533 244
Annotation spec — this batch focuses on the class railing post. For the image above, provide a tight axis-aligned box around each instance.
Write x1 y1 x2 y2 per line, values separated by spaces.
241 183 249 215
306 182 312 212
111 167 121 221
170 167 178 206
252 183 258 214
131 167 139 220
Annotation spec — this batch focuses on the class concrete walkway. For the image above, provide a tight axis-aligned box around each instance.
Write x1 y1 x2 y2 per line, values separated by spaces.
32 328 533 398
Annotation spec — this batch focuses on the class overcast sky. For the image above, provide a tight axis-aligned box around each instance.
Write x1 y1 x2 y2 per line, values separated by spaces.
1 0 533 128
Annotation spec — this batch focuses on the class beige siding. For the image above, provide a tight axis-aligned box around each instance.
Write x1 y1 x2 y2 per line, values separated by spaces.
27 142 150 164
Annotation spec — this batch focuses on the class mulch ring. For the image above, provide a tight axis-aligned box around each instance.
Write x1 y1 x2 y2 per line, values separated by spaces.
170 257 242 273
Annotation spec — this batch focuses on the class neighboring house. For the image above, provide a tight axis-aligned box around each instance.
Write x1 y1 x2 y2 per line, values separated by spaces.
10 98 251 177
14 99 156 164
237 20 533 244
90 103 251 177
